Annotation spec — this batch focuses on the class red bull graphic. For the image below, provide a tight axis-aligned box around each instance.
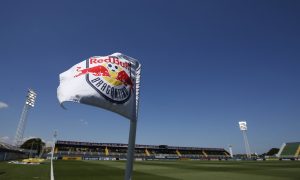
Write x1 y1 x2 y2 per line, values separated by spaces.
116 70 133 87
74 56 134 104
74 65 110 77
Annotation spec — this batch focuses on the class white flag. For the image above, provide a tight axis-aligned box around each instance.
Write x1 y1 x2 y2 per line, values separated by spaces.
57 52 141 120
239 121 247 131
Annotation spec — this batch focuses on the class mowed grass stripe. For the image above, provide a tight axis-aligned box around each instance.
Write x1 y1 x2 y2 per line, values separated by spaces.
85 160 300 180
54 160 176 180
1 160 300 180
86 160 180 179
0 161 50 180
139 161 300 180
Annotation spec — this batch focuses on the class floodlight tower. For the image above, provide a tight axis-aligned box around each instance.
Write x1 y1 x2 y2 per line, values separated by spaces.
14 89 37 147
238 121 251 158
228 145 233 158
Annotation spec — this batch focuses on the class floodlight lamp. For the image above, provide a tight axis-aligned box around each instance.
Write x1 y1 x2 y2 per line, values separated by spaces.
26 89 37 108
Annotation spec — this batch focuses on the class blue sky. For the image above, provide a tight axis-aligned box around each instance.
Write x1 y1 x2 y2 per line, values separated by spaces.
0 0 299 154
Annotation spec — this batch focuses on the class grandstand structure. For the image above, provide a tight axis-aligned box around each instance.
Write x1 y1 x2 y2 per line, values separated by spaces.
53 140 230 160
0 142 26 161
277 142 300 160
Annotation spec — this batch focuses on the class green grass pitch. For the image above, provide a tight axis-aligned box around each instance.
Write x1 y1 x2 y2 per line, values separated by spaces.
1 160 300 180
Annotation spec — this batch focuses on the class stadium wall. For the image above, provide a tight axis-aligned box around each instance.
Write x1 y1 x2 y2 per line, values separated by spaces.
0 151 27 161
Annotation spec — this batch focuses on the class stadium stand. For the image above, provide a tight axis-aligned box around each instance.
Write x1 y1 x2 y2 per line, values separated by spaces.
266 148 279 156
278 142 300 160
0 142 27 161
52 140 229 160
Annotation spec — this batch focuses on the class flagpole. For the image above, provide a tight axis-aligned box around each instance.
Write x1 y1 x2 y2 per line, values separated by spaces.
124 119 137 180
51 130 57 180
57 53 141 180
124 62 140 180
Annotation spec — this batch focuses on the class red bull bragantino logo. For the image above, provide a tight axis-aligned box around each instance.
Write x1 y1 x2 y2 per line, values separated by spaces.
74 56 133 104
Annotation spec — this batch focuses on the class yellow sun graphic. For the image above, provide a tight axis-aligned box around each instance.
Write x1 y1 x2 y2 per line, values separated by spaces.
102 63 123 86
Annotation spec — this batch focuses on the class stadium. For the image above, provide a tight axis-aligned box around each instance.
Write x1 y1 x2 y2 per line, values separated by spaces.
1 139 300 180
52 140 230 160
0 142 26 161
1 1 300 180
3 139 299 162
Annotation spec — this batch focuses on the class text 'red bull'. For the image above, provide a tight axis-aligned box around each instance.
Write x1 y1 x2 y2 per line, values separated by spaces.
89 56 130 70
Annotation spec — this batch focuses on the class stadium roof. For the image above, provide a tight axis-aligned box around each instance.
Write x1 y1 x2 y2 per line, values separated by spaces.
0 142 20 152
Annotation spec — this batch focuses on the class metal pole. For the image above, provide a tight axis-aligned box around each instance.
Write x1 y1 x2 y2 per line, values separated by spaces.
229 145 233 158
242 130 251 158
124 63 141 180
124 119 137 180
51 131 57 180
14 104 30 147
29 141 34 158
